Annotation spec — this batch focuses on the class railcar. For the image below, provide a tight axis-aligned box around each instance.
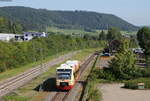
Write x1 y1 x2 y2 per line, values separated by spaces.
56 60 80 90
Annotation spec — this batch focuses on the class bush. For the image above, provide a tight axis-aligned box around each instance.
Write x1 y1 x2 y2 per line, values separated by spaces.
124 81 138 89
124 78 150 89
141 68 150 77
96 69 116 81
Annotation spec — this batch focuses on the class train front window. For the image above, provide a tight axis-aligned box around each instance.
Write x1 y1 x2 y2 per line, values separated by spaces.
58 73 71 79
57 69 72 73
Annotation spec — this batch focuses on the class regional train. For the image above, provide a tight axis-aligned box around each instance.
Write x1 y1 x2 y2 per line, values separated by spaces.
56 60 80 90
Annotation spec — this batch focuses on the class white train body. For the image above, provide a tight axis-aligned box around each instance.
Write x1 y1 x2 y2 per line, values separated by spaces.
66 60 80 73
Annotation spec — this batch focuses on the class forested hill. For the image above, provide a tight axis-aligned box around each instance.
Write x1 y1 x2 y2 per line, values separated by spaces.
0 6 139 31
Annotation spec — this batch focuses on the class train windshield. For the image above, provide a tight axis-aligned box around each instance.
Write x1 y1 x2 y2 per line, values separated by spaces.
57 69 72 72
57 73 71 79
57 69 72 79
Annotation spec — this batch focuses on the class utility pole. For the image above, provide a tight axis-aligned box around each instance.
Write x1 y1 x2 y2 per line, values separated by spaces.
39 47 44 91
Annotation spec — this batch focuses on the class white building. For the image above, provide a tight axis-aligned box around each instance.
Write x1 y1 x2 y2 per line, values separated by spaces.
0 32 48 41
0 33 16 41
23 32 47 41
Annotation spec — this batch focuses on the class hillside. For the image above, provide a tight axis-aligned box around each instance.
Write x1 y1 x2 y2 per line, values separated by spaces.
0 6 139 31
0 17 23 33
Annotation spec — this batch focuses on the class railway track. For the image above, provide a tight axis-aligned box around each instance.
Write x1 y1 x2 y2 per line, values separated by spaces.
0 51 79 98
49 53 98 101
51 92 68 101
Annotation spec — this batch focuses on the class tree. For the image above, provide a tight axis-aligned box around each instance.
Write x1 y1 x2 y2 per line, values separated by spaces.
109 40 122 53
129 35 138 48
137 27 150 55
106 27 122 41
98 30 106 40
83 34 91 40
12 23 23 34
137 27 150 65
109 40 139 80
0 17 23 34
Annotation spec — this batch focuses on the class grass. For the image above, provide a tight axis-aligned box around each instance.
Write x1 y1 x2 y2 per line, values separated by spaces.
86 81 102 101
0 50 71 82
3 48 100 101
3 93 29 101
82 55 102 101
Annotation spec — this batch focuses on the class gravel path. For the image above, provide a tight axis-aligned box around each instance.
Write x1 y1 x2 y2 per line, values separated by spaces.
98 83 150 101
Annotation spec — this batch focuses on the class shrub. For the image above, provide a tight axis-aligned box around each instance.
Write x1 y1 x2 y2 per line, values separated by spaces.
124 78 150 89
141 68 150 77
97 69 116 81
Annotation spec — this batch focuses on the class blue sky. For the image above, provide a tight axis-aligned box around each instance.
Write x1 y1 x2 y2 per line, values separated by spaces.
0 0 149 26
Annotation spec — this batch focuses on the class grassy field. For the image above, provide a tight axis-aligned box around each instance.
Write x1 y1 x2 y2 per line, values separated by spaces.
47 27 137 36
121 31 137 35
3 48 100 101
47 27 100 36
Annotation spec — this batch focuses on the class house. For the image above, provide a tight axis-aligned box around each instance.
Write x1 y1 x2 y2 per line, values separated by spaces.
23 32 47 41
15 34 24 41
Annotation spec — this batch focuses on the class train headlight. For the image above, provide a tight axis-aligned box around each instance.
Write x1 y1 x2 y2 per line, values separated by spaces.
56 80 60 85
69 81 73 84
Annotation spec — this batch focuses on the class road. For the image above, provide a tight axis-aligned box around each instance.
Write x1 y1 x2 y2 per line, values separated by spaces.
98 83 150 101
97 56 150 101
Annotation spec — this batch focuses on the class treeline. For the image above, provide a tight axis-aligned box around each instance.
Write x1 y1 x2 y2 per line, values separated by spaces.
0 34 101 72
0 17 23 34
0 6 138 31
98 28 122 41
98 28 138 48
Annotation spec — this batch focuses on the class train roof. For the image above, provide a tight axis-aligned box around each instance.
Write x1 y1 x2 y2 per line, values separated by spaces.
66 60 79 64
57 64 72 69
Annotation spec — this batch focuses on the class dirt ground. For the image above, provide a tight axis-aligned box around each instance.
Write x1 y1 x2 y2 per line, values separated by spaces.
98 83 150 101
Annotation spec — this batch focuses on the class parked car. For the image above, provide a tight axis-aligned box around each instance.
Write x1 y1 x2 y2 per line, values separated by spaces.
102 53 111 57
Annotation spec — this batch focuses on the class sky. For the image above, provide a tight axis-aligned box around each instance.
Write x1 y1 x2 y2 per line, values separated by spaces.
0 0 149 26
